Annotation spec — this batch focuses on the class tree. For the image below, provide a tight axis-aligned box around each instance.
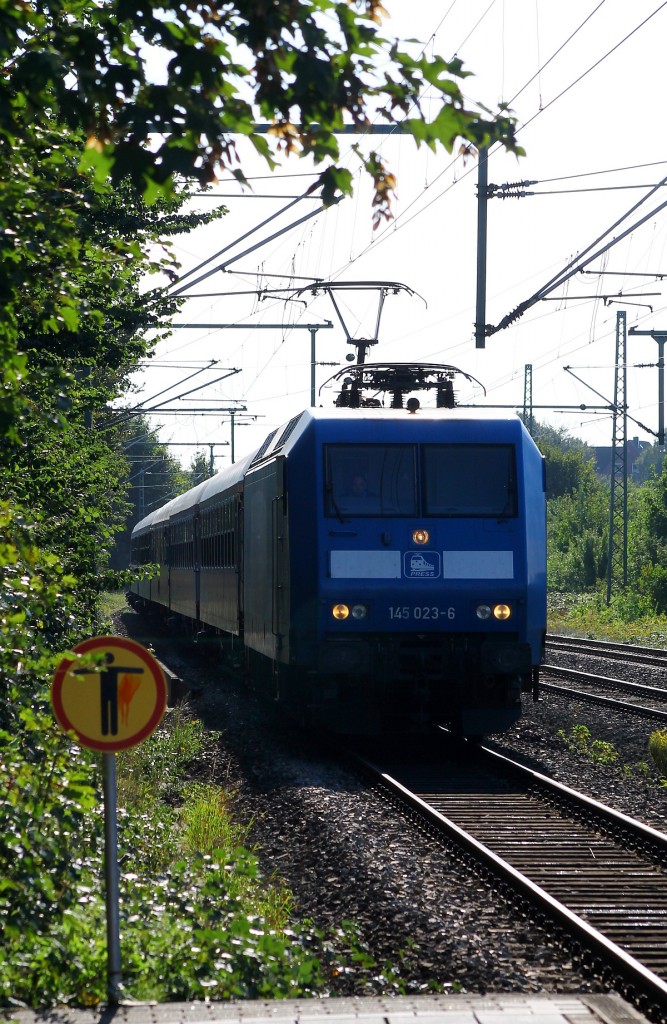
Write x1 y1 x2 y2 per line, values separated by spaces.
0 2 525 449
529 421 598 501
188 450 215 487
632 442 665 485
0 135 229 1004
530 422 610 591
540 443 599 501
0 133 224 620
628 462 667 612
107 415 192 569
2 1 523 209
547 484 609 592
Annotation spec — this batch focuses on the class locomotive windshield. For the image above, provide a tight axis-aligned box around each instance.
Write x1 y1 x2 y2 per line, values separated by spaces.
325 445 417 517
325 443 517 517
422 444 517 517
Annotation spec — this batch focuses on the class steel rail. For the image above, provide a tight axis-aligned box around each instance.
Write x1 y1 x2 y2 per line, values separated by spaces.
540 680 667 722
543 662 667 699
477 744 667 853
546 635 667 668
350 746 667 1020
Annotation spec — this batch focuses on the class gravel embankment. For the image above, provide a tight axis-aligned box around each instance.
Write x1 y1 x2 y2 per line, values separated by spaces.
114 607 667 998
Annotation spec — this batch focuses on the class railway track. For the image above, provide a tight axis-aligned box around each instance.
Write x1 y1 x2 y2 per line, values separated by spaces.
540 667 667 721
351 739 667 1022
543 634 667 721
546 634 667 668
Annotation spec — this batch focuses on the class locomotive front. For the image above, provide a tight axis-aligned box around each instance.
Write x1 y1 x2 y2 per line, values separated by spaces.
285 406 546 737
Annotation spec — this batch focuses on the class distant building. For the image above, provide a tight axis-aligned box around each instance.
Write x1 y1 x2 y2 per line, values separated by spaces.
593 437 653 479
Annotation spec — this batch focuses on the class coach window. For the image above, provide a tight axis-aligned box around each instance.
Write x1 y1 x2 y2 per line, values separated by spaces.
422 444 517 517
153 530 163 564
133 533 150 565
325 445 417 516
214 506 220 566
173 522 183 567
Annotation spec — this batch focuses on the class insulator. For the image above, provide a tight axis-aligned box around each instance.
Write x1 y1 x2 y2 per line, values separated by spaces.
437 380 456 408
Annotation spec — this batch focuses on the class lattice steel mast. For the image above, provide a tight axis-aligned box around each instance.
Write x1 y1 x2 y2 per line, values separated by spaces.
606 310 628 603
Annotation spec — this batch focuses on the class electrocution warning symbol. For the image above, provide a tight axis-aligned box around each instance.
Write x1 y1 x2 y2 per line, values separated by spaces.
51 636 167 752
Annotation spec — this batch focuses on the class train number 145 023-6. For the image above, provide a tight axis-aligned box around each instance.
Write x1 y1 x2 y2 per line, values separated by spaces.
389 606 455 620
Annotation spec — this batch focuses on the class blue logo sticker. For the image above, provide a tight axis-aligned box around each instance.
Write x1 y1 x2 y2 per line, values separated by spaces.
404 551 441 578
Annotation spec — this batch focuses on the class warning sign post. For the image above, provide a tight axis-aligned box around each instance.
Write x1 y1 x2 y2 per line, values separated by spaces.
51 636 168 1005
51 635 167 753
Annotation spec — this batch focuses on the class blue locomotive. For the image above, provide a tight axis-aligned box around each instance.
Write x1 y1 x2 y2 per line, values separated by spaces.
129 366 546 737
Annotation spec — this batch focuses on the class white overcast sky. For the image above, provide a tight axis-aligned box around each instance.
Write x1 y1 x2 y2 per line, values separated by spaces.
129 0 667 469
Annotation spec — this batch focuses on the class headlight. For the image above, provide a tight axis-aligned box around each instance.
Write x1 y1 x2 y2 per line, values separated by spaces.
412 529 429 545
332 603 367 620
476 603 512 621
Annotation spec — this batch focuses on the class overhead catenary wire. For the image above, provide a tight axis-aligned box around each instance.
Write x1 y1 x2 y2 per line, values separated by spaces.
327 3 665 287
170 195 343 297
487 174 667 334
108 369 241 427
166 2 635 345
168 186 335 295
516 1 667 135
187 3 661 330
104 361 219 427
140 5 667 459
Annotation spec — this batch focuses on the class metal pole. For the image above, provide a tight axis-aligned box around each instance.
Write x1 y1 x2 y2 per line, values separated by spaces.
628 327 667 446
475 147 489 349
230 411 236 464
310 328 317 407
102 753 123 1005
523 364 533 434
607 311 628 603
658 337 665 446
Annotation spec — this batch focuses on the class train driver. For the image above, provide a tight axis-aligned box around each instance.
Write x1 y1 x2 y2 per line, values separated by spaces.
340 472 379 513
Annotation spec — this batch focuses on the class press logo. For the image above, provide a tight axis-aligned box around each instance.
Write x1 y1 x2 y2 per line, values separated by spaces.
404 552 440 578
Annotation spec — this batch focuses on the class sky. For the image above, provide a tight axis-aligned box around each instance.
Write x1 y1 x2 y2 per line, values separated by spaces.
126 0 667 473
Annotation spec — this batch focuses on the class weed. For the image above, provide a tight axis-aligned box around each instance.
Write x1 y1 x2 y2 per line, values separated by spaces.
589 739 619 765
558 724 618 765
557 723 591 753
0 683 329 1007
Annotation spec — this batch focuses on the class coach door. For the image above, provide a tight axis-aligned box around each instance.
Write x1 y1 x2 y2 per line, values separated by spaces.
244 457 289 663
272 456 290 655
272 458 290 657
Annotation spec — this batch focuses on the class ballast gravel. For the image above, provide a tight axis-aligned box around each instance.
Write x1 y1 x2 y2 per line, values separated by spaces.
115 608 667 999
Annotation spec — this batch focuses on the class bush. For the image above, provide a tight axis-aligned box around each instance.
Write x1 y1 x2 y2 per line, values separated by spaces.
649 729 667 777
638 564 667 615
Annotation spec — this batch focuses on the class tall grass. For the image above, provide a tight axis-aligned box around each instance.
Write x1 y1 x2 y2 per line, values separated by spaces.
117 703 207 806
548 591 667 646
109 704 310 999
98 589 130 626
